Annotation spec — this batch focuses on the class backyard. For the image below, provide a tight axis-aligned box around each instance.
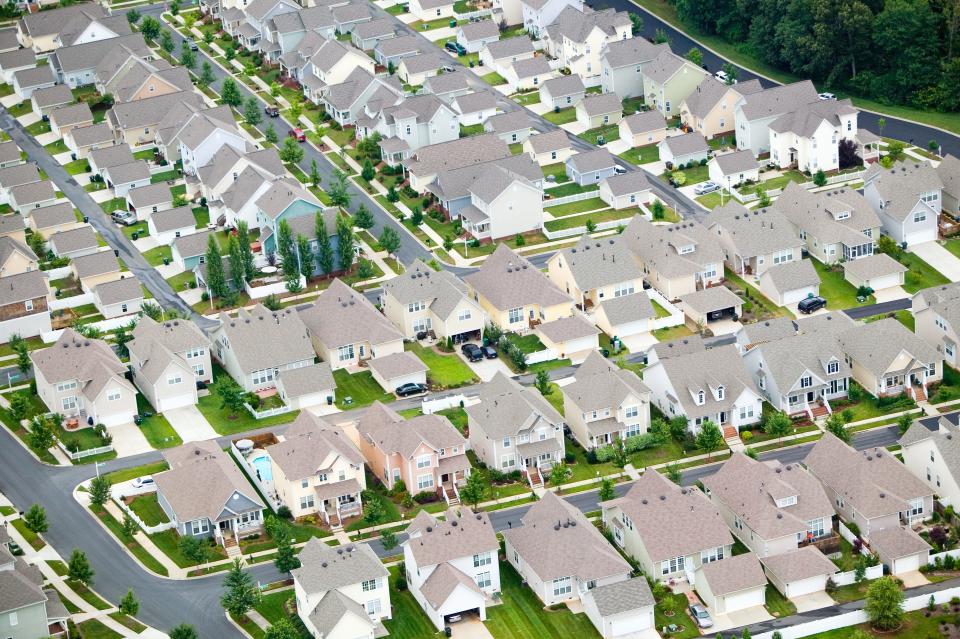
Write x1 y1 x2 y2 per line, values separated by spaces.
333 369 394 409
404 342 478 388
812 260 875 309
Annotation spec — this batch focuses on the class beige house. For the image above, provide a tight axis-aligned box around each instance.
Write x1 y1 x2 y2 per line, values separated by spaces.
65 123 116 158
267 412 366 524
92 276 143 319
641 50 708 117
535 314 599 361
522 129 574 166
618 110 668 149
0 212 26 244
598 173 653 210
706 202 803 277
49 103 94 139
913 282 960 368
562 351 649 450
575 93 623 130
28 202 81 239
71 250 122 292
679 76 761 140
623 216 724 300
357 401 470 500
0 236 38 277
299 279 404 371
380 260 485 342
465 244 573 333
127 316 212 413
30 328 137 428
547 234 643 313
107 91 205 147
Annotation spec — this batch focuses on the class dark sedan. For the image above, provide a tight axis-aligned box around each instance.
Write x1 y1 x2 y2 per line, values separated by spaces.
396 382 428 397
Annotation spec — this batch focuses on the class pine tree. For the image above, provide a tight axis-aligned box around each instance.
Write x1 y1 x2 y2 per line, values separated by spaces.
204 235 227 299
227 235 246 293
265 123 278 145
243 96 262 127
309 159 321 187
276 219 297 279
68 549 94 585
296 234 312 279
328 169 351 208
273 524 300 573
353 205 374 229
119 589 139 616
89 475 111 507
220 559 260 616
336 215 355 272
315 212 334 275
236 221 256 281
599 477 616 501
160 29 174 54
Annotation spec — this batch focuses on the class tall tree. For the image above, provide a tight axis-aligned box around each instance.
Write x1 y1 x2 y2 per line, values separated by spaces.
865 577 904 630
227 235 246 293
220 559 260 617
126 8 141 24
272 523 300 573
296 234 312 279
119 590 139 616
315 212 334 275
695 421 723 459
825 413 851 443
139 16 161 41
204 235 227 299
243 97 262 127
328 169 351 208
264 619 300 639
236 221 256 281
89 476 111 507
279 136 304 164
762 410 792 443
459 471 488 509
309 159 321 187
68 549 94 585
179 43 196 70
264 123 278 145
378 226 400 258
160 29 175 54
24 504 47 533
336 215 355 272
219 78 243 108
214 378 246 418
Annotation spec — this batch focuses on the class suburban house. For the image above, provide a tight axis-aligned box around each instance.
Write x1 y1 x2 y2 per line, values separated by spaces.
89 143 135 177
316 68 404 127
197 146 286 230
521 0 583 37
598 172 653 210
680 76 761 140
0 537 70 639
357 94 459 165
0 236 37 276
565 148 618 186
523 129 574 166
48 34 152 88
66 122 115 157
30 328 137 428
576 92 622 129
127 182 175 219
380 259 485 342
479 37 535 75
408 0 455 20
30 84 73 116
592 289 658 344
843 253 907 294
266 411 366 523
0 213 25 246
640 50 708 117
12 65 56 100
767 98 859 173
804 433 934 541
46 221 97 258
172 229 215 271
9 180 57 215
374 34 424 68
757 257 822 308
252 179 326 255
562 350 650 449
484 110 534 145
99 58 192 104
505 491 632 605
49 103 94 138
542 6 631 83
211 304 316 392
706 202 803 277
642 343 763 433
466 372 565 480
107 91 206 147
92 276 143 319
600 37 669 99
156 105 249 176
741 312 855 417
534 314 599 361
299 279 404 370
913 281 960 368
837 317 942 400
581 578 656 639
704 452 835 558
901 415 960 508
403 134 510 193
402 509 500 629
265 6 336 61
350 17 395 50
863 160 942 247
102 161 151 197
603 469 733 582
395 52 447 86
0 270 50 342
16 4 127 52
0 141 22 170
292 540 391 639
622 216 724 299
867 525 932 576
502 55 554 92
154 441 266 546
127 316 212 412
357 401 470 500
539 74 585 110
693 552 768 616
29 202 81 239
0 49 36 84
71 250 121 292
707 150 759 188
465 244 573 333
145 207 195 247
0 164 39 205
618 110 668 149
456 20 500 54
546 234 643 313
423 72 471 104
774 182 880 264
937 154 960 214
760 545 839 600
658 131 709 167
367 352 428 395
734 81 819 157
452 91 499 127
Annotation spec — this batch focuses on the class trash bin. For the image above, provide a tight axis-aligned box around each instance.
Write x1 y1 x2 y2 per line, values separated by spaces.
131 231 139 240
449 19 456 27
163 257 170 266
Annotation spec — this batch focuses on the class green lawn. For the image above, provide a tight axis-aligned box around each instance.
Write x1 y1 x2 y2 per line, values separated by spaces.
513 91 541 106
108 613 147 634
652 324 695 342
135 395 181 449
897 251 949 294
482 71 507 86
89 504 169 576
665 163 709 185
165 270 196 292
404 342 478 388
738 170 806 196
545 181 598 198
437 407 469 434
545 196 609 217
654 591 700 639
196 393 297 436
543 107 577 125
383 568 441 639
103 461 169 486
68 581 112 610
618 144 659 166
460 123 484 137
76 618 123 639
127 493 170 526
64 159 90 175
931 365 960 404
578 125 620 145
541 163 568 181
695 190 725 209
149 529 227 568
485 561 601 639
526 358 573 376
545 208 634 231
142 245 172 267
765 584 797 618
150 169 179 184
505 332 545 354
11 518 44 550
812 259 875 309
333 369 395 409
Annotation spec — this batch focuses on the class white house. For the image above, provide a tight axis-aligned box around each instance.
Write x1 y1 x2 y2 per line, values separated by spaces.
863 160 942 247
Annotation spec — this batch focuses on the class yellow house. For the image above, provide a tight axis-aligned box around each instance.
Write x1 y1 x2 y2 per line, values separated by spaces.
680 77 762 140
546 234 644 312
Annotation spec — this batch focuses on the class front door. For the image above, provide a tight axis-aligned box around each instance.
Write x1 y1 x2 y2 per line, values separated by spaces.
219 520 230 531
807 391 815 403
719 411 727 424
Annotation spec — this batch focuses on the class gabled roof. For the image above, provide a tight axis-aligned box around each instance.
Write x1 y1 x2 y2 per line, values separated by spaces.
424 71 470 96
601 37 667 69
937 153 960 196
267 411 363 480
30 84 73 109
526 129 571 154
51 33 149 74
737 80 818 121
465 371 564 439
842 253 907 282
0 48 35 71
567 148 617 174
465 243 570 312
769 98 858 137
71 249 119 278
697 552 767 596
707 201 802 257
870 525 931 560
711 150 758 176
554 234 643 292
19 4 107 38
104 160 150 185
31 203 75 231
30 329 132 403
381 259 473 320
366 351 427 381
0 235 35 265
359 400 466 459
838 317 939 377
482 36 534 61
198 145 284 188
374 34 424 57
641 50 693 86
428 153 540 202
94 276 142 306
864 159 944 220
404 133 510 178
217 305 315 373
682 76 756 120
293 538 388 594
68 122 114 147
128 316 210 382
402 508 498 567
90 144 135 170
510 55 551 79
255 178 321 220
9 180 55 205
352 17 395 40
0 163 38 189
150 206 196 234
127 182 174 209
452 90 498 115
545 6 629 44
773 182 880 248
623 216 724 279
660 131 709 157
0 270 46 306
49 102 93 128
108 90 205 130
12 65 54 89
602 171 652 197
541 74 584 99
299 278 403 349
761 546 837 584
620 110 667 136
579 92 621 117
458 19 499 42
749 313 852 391
563 350 648 414
585 578 655 617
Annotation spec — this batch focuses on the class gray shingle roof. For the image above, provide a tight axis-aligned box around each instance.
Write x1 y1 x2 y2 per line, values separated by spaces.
359 401 466 459
458 19 499 42
404 133 510 178
567 148 617 174
602 171 651 197
579 92 621 117
452 90 498 115
268 411 361 480
536 313 598 343
30 202 75 230
104 160 150 185
0 48 35 71
838 317 939 378
299 278 403 350
276 363 335 399
643 343 756 418
465 371 564 439
864 159 944 221
51 33 149 74
94 276 142 306
555 234 643 292
72 250 120 279
150 206 196 233
382 259 473 320
769 98 858 137
563 350 648 414
545 6 629 44
620 110 666 136
173 228 213 259
464 243 570 312
374 34 423 57
596 291 654 326
10 180 55 205
842 253 907 282
869 525 931 560
68 122 113 147
49 224 98 256
90 144 134 170
526 129 570 154
937 153 960 197
108 91 204 131
482 36 534 61
679 285 743 315
738 80 818 121
541 74 584 99
697 552 767 596
623 216 724 279
403 509 498 567
761 546 837 584
30 84 73 109
0 141 19 165
712 150 758 176
0 163 39 189
708 201 802 257
602 37 668 69
216 304 315 373
50 102 93 128
127 182 173 209
585 578 655 616
660 131 709 157
0 270 46 306
424 71 470 95
773 182 880 248
510 55 550 79
13 65 54 88
293 538 387 593
367 351 427 381
486 110 530 135
760 259 820 295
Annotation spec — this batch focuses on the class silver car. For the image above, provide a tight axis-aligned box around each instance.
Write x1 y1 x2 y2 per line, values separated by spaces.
689 604 713 629
111 209 137 226
693 181 721 196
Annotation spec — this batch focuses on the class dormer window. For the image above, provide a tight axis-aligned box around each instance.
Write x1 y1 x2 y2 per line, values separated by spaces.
716 386 724 400
678 244 695 255
775 495 797 508
697 390 705 405
833 209 850 220
800 376 813 388
827 360 839 374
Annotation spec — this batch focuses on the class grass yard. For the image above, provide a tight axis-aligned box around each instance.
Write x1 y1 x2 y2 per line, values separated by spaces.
76 619 123 639
618 143 659 166
404 342 478 388
654 591 700 639
383 568 441 639
811 259 875 308
527 358 573 376
652 323 695 342
127 493 170 526
485 561 601 639
333 369 394 409
436 407 468 434
108 613 147 634
738 170 806 195
102 461 169 486
68 581 112 610
149 529 227 568
505 332 545 354
64 159 90 175
541 162 568 181
165 271 196 291
665 163 709 185
136 395 181 449
545 196 608 217
545 181 598 198
545 208 633 231
543 107 577 125
513 91 541 106
142 245 172 267
90 504 169 576
897 250 949 293
459 123 484 137
196 393 297 436
765 584 797 618
695 190 724 209
578 125 620 145
482 71 507 86
11 518 44 550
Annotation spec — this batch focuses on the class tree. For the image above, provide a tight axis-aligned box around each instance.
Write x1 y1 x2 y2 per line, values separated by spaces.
665 463 682 483
220 559 260 616
214 378 247 417
276 219 298 282
126 8 141 24
265 123 278 145
411 206 423 226
838 138 862 169
169 625 198 639
886 140 906 163
12 338 31 377
178 536 209 564
653 28 670 44
336 215 355 272
264 619 300 639
273 524 300 573
549 462 570 489
379 226 400 258
695 421 723 458
236 221 256 281
328 169 351 208
721 62 738 84
204 235 227 299
224 46 235 61
204 30 214 45
296 235 312 280
825 413 850 443
757 190 771 207
629 12 643 35
8 392 31 422
89 475 111 507
179 44 196 70
121 514 139 539
364 496 386 525
380 529 398 550
315 212 334 275
599 477 616 501
459 470 488 508
68 549 94 585
813 169 827 187
171 0 180 14
288 97 302 121
534 369 550 396
220 78 243 108
227 235 246 294
650 199 665 220
279 136 304 164
361 159 375 182
160 29 175 54
762 410 792 443
309 159 321 187
139 16 161 41
119 590 139 616
353 205 374 229
28 416 54 452
865 576 904 630
685 47 703 67
668 415 689 442
896 412 913 435
243 97 262 127
23 504 47 533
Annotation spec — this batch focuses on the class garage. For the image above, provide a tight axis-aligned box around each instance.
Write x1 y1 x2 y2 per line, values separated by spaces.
367 351 429 394
694 553 768 615
758 259 821 307
761 547 837 599
594 294 657 340
843 253 907 293
535 315 600 362
157 393 197 412
582 578 655 639
678 286 744 326
869 525 931 576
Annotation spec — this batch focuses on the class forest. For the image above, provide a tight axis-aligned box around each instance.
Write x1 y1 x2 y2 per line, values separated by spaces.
667 0 960 113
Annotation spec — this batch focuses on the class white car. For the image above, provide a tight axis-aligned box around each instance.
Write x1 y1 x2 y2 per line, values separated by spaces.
693 181 721 195
714 70 736 84
818 92 836 101
132 476 155 489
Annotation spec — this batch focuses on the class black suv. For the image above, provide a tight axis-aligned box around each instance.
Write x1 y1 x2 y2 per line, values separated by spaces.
460 343 483 362
798 296 827 314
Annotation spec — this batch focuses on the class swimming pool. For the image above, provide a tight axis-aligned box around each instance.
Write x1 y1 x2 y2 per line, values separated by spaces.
250 453 273 481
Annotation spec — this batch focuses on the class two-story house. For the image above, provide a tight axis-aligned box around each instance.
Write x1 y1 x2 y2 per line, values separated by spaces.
734 81 819 157
640 50 708 117
506 490 632 605
680 76 762 140
604 469 733 582
356 94 459 167
465 244 574 333
238 0 299 53
380 259 485 342
706 202 804 278
863 160 942 247
642 343 762 434
156 105 249 176
403 134 511 193
913 281 960 368
127 316 212 413
599 37 668 99
31 328 137 428
299 279 404 370
212 304 316 392
521 0 582 37
358 401 470 501
768 99 859 173
267 411 366 524
0 534 70 639
253 178 326 256
901 416 960 509
546 234 644 313
265 7 336 63
562 351 650 449
293 540 391 639
197 146 286 230
403 508 500 629
466 372 565 482
704 452 835 558
318 68 404 127
542 6 631 83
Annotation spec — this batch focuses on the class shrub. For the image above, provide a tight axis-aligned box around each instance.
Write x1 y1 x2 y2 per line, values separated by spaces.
276 505 292 519
412 491 437 504
740 430 753 441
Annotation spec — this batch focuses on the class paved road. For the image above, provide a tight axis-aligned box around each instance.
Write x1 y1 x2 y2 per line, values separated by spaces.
843 297 912 320
589 0 960 157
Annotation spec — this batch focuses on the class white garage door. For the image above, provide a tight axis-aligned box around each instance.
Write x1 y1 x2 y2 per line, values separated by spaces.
865 273 902 291
609 609 653 636
893 553 922 575
782 286 818 306
721 587 766 614
905 227 938 246
158 393 196 412
785 575 826 598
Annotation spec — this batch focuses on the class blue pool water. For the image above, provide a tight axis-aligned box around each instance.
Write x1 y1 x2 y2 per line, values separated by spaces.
251 454 272 481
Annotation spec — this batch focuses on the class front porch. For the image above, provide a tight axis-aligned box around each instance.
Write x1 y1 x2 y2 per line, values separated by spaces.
315 478 364 528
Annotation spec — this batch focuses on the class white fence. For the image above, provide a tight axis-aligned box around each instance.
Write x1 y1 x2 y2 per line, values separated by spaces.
838 521 864 546
45 266 72 280
40 315 140 343
544 190 598 208
542 217 625 240
229 442 283 510
243 401 295 420
454 8 493 19
49 292 94 311
831 563 884 587
244 275 306 300
730 170 866 204
422 393 467 414
929 549 960 563
526 348 559 365
57 440 115 461
647 288 685 331
112 494 176 535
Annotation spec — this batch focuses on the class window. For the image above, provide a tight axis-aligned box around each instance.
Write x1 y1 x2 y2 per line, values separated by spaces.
416 454 431 469
660 556 684 575
614 282 635 297
473 552 492 567
108 390 121 401
362 578 379 592
773 248 794 265
337 344 355 362
24 299 33 311
458 308 472 321
807 518 826 538
697 390 704 405
625 423 642 438
503 436 511 448
501 454 515 469
625 405 639 419
907 497 923 518
416 474 434 490
366 599 381 615
914 210 927 223
193 364 205 376
476 572 492 589
827 361 839 374
186 348 205 359
57 381 78 392
508 307 523 324
716 386 724 400
927 363 937 378
9 610 18 626
739 404 754 420
168 373 182 385
62 396 77 410
301 478 310 488
407 300 425 312
800 376 813 388
191 519 209 534
700 547 723 564
299 495 315 510
552 576 572 596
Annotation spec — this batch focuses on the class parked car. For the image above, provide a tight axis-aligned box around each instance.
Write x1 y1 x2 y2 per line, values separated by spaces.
818 92 836 101
482 345 497 359
461 343 483 362
444 41 467 55
132 475 155 489
613 165 628 175
265 105 280 117
7 540 22 556
288 128 306 142
689 604 713 629
396 382 428 397
798 296 827 314
693 181 721 196
111 209 137 226
189 40 199 51
714 70 735 84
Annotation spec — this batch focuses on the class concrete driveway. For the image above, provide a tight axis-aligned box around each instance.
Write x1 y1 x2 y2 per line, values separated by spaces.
708 606 772 633
164 406 218 442
620 331 658 353
873 285 910 303
791 591 834 612
109 422 154 457
459 350 514 382
909 241 960 280
450 617 494 639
